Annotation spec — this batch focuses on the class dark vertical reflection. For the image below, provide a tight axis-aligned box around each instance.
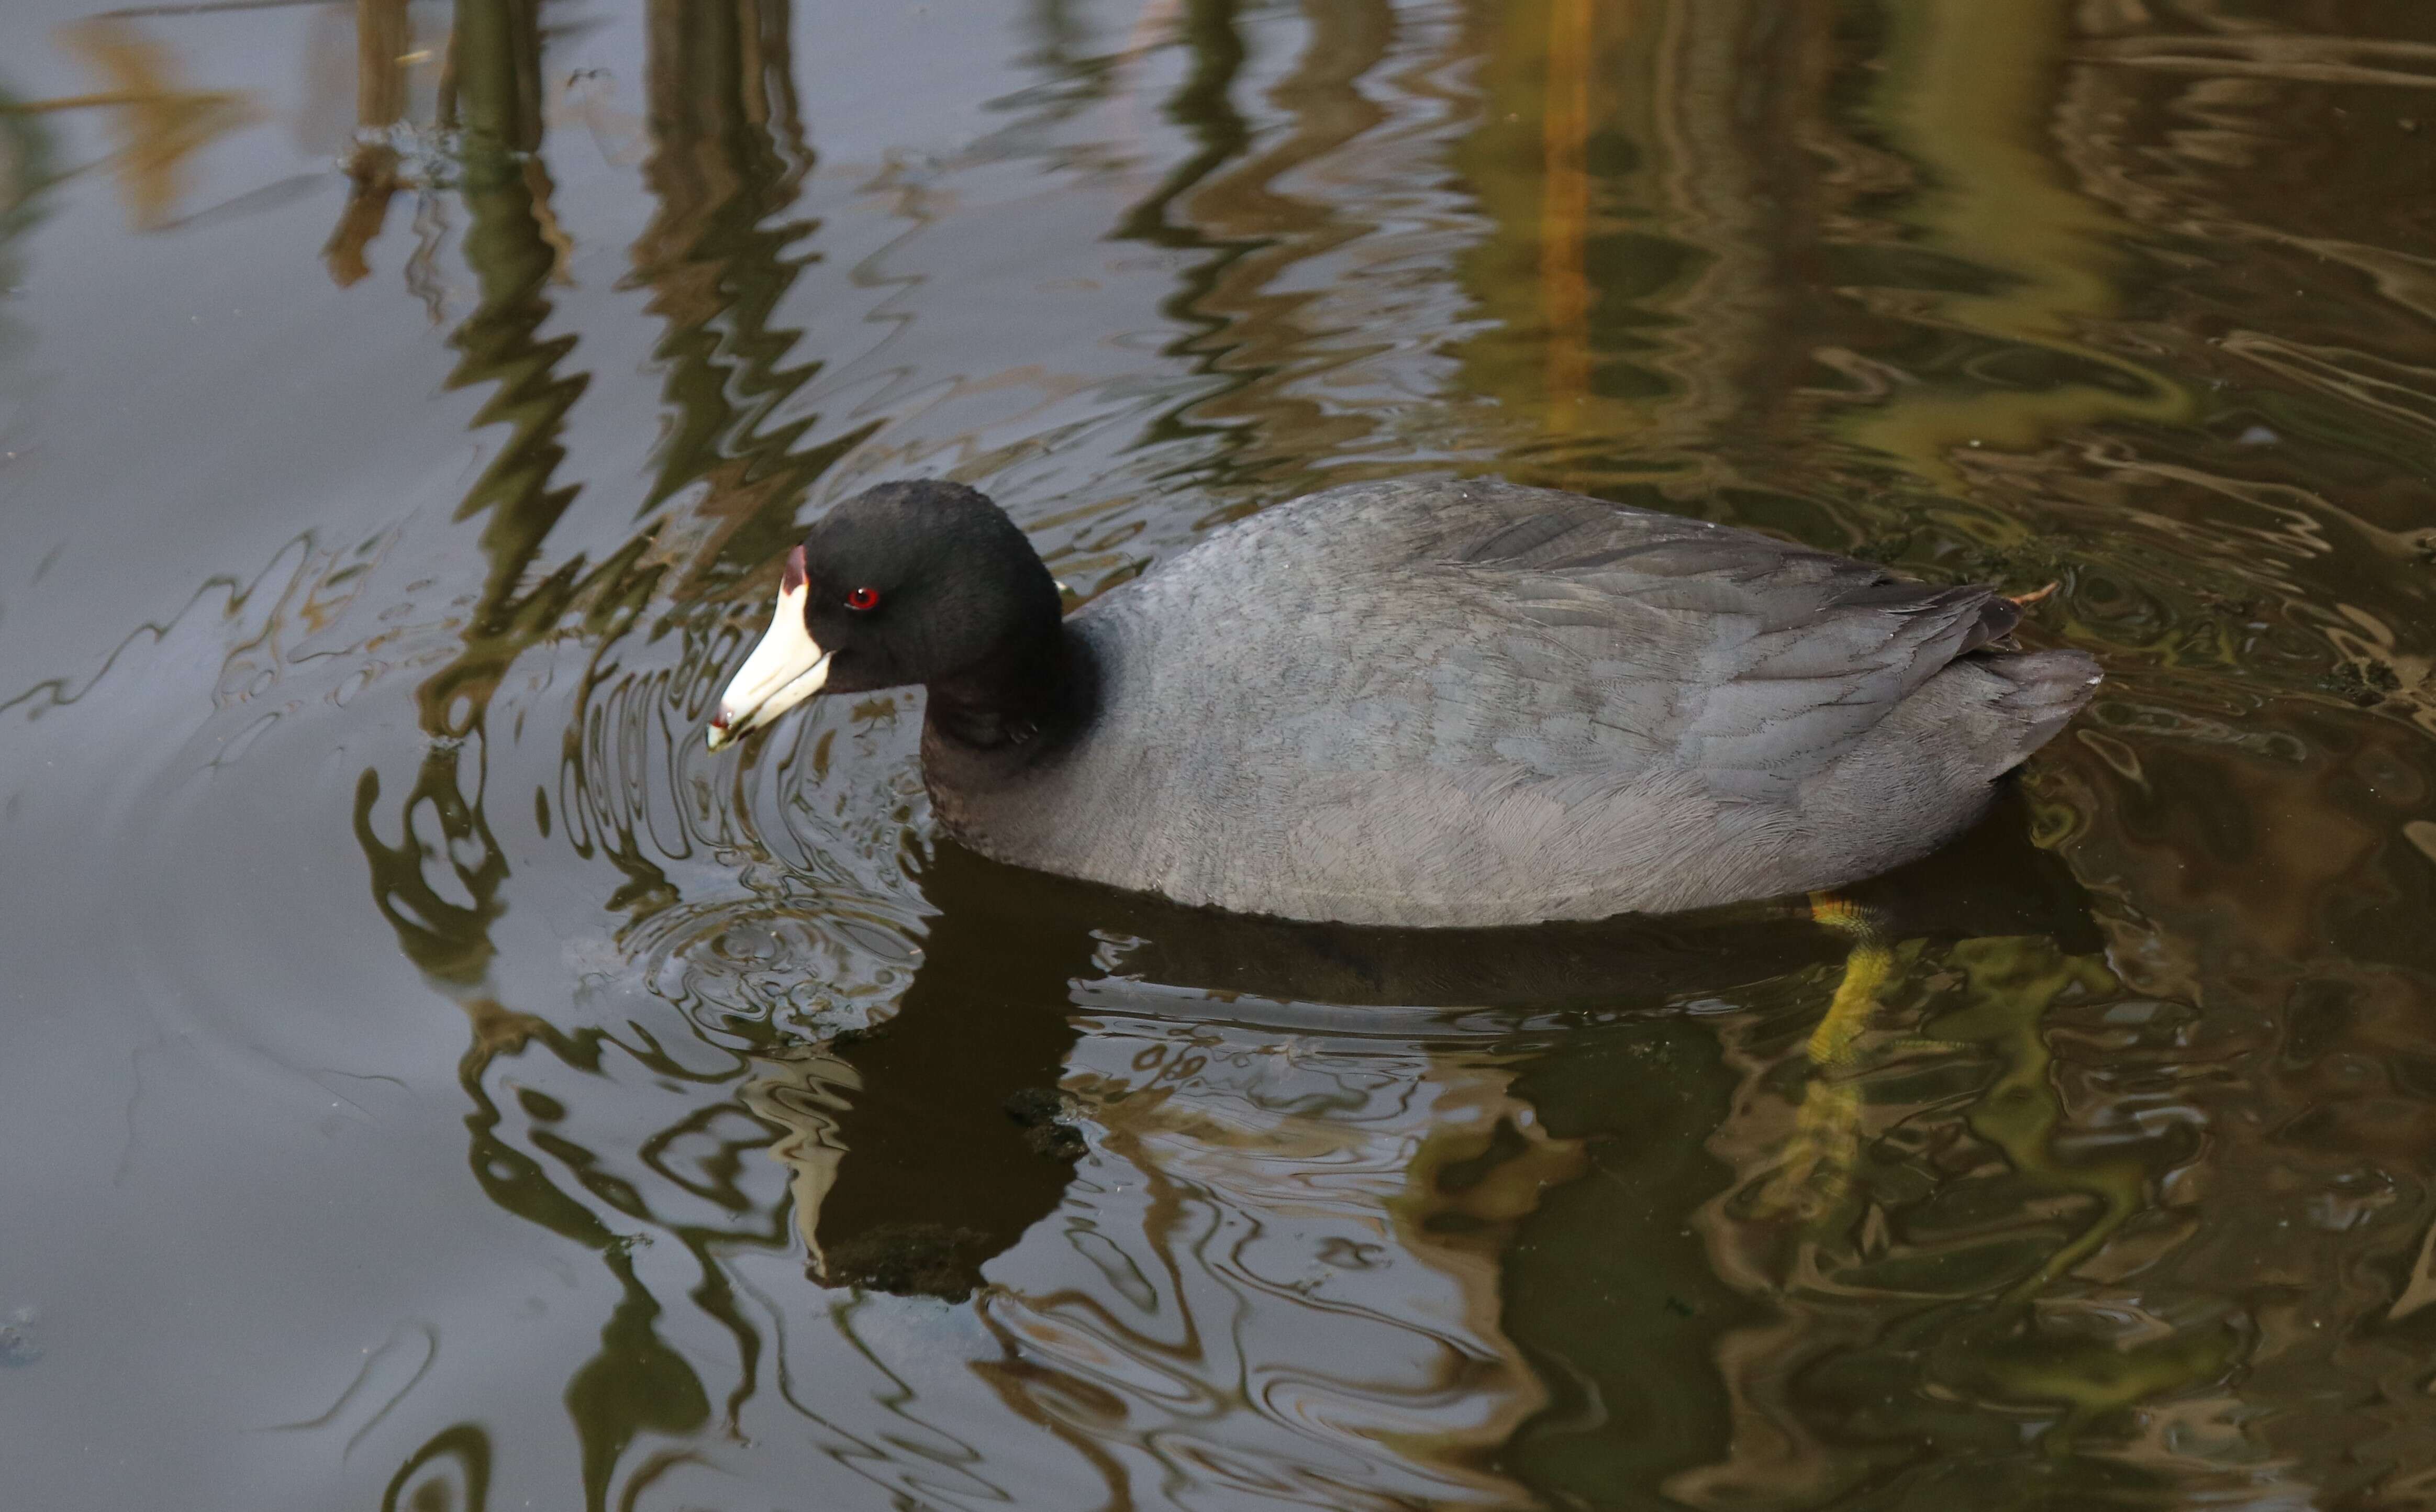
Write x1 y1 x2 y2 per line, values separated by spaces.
625 0 853 581
1145 0 1400 494
357 0 581 997
1089 0 1481 507
357 0 596 1009
1108 0 1264 478
0 83 53 444
1115 0 1247 251
349 6 713 1509
795 846 1093 1299
1493 1016 1745 1497
0 77 53 243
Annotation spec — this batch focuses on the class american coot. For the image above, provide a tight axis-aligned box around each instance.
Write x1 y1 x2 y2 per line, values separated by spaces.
709 479 2099 928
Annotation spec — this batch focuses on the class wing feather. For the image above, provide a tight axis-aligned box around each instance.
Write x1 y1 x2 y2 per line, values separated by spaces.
1443 502 2019 793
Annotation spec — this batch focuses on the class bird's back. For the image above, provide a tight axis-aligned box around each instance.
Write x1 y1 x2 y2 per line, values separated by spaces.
930 480 2098 927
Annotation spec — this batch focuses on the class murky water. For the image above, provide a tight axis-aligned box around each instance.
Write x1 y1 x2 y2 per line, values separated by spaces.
6 1 2436 1506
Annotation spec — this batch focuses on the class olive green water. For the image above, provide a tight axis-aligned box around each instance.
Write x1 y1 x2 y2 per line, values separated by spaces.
3 1 2433 1507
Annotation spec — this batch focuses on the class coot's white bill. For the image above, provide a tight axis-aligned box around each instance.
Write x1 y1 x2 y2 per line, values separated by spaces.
708 545 831 750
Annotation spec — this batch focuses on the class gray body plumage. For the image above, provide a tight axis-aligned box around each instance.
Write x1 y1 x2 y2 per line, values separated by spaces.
923 479 2099 928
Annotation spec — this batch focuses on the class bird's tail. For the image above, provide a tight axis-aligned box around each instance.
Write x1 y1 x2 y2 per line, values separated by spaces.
1982 648 2103 766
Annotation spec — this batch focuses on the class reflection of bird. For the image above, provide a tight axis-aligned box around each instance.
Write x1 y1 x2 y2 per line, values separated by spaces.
745 803 2100 1299
711 479 2100 928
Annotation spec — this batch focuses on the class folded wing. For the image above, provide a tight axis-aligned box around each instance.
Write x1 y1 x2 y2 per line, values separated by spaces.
1443 501 2022 799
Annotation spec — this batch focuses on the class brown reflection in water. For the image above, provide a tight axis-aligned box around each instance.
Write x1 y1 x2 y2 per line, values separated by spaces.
1080 0 1834 506
324 0 411 286
1119 0 1398 495
622 0 872 587
2 17 259 232
0 87 48 406
1449 0 1848 488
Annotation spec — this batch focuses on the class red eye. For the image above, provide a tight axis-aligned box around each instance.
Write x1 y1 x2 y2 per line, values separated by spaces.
846 586 881 612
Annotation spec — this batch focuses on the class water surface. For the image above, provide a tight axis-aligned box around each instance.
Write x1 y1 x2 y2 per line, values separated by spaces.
5 1 2436 1507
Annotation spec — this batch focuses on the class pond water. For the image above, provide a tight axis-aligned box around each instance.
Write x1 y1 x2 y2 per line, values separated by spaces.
5 1 2436 1507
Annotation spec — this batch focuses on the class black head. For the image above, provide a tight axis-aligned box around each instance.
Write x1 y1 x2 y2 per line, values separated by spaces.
795 481 1062 695
709 481 1064 750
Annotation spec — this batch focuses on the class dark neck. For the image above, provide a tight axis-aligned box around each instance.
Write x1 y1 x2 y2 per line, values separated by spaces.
922 621 1091 759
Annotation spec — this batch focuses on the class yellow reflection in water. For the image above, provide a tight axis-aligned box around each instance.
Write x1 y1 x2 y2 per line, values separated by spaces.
1849 0 2190 490
1756 897 1896 1219
1683 932 2235 1505
1538 0 1596 432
